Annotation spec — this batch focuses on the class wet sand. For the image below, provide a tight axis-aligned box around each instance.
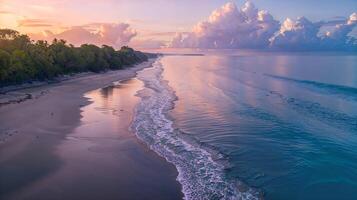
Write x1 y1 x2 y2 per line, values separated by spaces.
0 60 183 200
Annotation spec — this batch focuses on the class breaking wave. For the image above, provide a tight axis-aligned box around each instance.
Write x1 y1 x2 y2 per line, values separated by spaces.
131 59 261 200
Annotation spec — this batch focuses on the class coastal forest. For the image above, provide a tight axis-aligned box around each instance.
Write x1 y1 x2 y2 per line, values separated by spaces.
0 29 150 87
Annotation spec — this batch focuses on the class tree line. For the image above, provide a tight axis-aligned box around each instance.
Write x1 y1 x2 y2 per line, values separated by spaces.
0 29 153 87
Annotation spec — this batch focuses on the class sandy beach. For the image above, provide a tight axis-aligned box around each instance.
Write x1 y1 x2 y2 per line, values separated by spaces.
0 59 183 200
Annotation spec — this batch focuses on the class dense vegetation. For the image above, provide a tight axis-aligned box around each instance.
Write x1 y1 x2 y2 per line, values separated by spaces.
0 29 151 87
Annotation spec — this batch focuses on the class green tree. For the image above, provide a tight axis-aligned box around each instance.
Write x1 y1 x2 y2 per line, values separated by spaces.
0 29 151 86
102 45 123 69
0 49 11 85
0 29 19 40
9 50 34 83
27 40 57 80
50 39 79 73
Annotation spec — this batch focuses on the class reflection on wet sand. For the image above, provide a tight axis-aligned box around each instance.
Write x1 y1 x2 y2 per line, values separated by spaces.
10 78 182 200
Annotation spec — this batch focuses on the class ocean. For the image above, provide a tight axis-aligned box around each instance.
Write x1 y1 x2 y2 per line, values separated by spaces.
131 52 357 200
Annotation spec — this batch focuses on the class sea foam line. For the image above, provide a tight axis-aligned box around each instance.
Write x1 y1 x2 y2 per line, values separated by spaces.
131 58 261 200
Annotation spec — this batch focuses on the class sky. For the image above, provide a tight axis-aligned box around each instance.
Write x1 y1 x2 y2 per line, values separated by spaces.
0 0 356 50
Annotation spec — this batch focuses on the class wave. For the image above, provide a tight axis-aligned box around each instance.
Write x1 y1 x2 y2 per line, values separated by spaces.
131 59 261 200
266 74 357 101
233 84 357 133
210 71 357 132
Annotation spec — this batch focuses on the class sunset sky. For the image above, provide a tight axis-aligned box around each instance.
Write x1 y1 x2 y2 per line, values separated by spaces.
0 0 356 50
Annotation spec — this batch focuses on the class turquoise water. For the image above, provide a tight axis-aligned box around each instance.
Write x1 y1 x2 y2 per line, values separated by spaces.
133 53 357 200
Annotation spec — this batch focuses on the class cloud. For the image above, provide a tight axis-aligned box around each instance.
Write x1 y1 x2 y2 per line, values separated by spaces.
129 38 165 49
0 10 12 14
29 23 137 48
18 19 53 27
20 19 171 50
270 12 357 51
99 23 136 46
269 17 322 50
142 31 178 38
169 2 279 49
169 1 357 51
28 5 54 13
321 13 357 49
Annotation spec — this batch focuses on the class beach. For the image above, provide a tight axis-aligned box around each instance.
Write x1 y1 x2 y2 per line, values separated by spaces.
0 59 183 200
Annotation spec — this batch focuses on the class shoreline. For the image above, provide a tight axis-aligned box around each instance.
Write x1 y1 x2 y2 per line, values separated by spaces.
0 62 152 107
0 58 183 200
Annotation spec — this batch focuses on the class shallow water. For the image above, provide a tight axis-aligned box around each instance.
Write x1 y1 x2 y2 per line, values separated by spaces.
133 52 357 200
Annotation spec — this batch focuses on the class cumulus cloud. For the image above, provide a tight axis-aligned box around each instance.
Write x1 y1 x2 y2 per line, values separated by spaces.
320 13 357 50
169 2 279 49
269 17 322 50
29 23 137 48
269 13 357 51
169 1 357 51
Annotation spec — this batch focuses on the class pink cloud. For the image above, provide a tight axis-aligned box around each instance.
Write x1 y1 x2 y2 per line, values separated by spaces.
169 2 357 51
169 2 279 49
129 38 165 49
29 23 137 48
17 19 53 27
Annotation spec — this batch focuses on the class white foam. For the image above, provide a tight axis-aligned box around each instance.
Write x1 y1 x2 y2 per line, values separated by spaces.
131 59 260 200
